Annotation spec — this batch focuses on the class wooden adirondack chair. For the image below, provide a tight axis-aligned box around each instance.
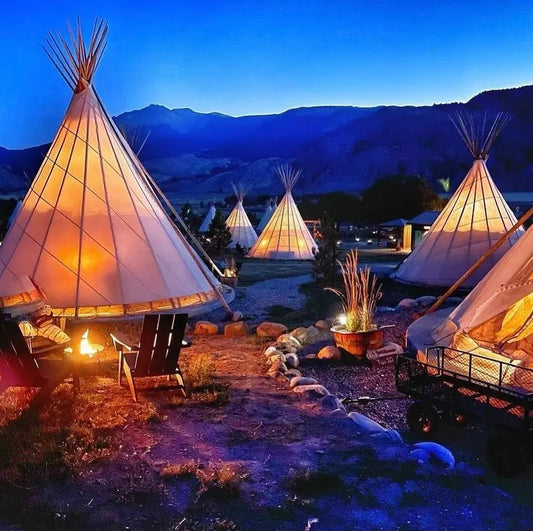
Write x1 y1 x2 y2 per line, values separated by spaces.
110 314 189 402
0 319 79 395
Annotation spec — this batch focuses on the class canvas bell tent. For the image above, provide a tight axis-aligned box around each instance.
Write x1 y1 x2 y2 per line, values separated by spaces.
0 20 232 319
199 203 217 233
225 183 257 249
249 165 317 260
256 198 275 233
393 113 523 288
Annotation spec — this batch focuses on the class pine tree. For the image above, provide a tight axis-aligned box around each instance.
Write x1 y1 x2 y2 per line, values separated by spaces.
312 211 339 285
205 210 232 255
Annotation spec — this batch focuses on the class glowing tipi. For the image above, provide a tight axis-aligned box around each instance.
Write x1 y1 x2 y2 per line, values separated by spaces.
199 203 217 233
393 113 523 288
433 223 533 358
225 183 257 249
249 165 317 260
0 20 231 318
256 198 275 232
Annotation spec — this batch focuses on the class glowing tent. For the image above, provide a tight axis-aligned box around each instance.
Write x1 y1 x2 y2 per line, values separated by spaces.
0 20 231 319
256 199 275 233
434 223 533 357
225 183 257 249
393 113 523 288
249 165 317 260
199 203 217 233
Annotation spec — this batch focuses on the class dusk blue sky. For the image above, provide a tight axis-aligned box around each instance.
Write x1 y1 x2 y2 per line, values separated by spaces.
1 0 532 148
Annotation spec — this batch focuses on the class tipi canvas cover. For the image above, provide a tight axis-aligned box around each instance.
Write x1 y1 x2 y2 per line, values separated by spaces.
199 203 216 233
393 113 523 288
256 199 275 232
0 20 230 319
434 223 533 358
249 166 317 260
226 183 257 249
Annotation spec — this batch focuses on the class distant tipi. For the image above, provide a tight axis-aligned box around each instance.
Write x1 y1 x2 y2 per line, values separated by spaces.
393 112 523 288
0 20 231 318
256 198 275 233
249 165 317 260
199 202 217 233
225 183 258 249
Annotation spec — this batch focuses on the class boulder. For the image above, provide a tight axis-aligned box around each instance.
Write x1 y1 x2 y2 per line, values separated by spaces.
290 327 308 344
293 384 330 397
194 321 218 335
397 298 418 309
276 334 302 349
330 408 348 418
267 353 286 365
264 346 283 357
289 376 318 388
305 353 317 360
372 429 404 444
320 394 345 411
348 411 386 434
224 321 249 337
412 442 455 469
305 325 320 342
285 369 302 379
268 358 288 374
285 353 299 368
256 322 288 338
315 320 330 330
416 295 437 306
317 346 342 361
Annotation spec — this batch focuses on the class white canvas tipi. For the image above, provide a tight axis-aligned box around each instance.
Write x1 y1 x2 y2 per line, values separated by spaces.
249 165 317 260
199 203 217 233
393 113 523 288
256 199 275 233
225 183 257 249
0 20 231 319
434 223 533 357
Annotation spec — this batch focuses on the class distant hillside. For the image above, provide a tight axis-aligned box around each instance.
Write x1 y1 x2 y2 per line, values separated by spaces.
2 85 533 197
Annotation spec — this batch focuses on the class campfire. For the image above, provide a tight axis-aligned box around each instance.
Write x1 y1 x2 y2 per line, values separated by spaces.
80 329 98 358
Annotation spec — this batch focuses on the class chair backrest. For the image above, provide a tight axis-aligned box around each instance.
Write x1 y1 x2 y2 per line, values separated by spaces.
0 319 45 392
133 314 188 377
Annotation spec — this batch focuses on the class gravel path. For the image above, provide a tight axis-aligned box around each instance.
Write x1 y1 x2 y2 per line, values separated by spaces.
232 274 312 323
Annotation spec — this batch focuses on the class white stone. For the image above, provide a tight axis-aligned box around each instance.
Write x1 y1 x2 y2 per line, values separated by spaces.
285 353 299 368
292 384 330 397
412 442 455 469
289 376 318 388
348 411 386 434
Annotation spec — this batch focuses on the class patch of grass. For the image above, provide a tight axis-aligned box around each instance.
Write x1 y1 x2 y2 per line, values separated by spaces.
197 463 248 500
268 304 297 320
160 459 201 479
238 259 313 287
161 461 248 501
287 468 344 497
185 353 217 388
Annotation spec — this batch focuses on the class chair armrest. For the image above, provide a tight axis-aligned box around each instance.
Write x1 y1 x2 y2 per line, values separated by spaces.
110 331 139 352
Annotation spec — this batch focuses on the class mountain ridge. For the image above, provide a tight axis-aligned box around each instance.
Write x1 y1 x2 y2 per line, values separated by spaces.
1 84 533 196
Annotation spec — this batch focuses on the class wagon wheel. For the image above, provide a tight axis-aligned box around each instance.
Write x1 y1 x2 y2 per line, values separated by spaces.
485 434 528 478
406 401 439 435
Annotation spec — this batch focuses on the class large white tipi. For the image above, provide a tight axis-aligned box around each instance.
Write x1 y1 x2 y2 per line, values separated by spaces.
249 165 317 260
225 183 257 249
199 203 217 233
0 20 231 319
393 113 523 288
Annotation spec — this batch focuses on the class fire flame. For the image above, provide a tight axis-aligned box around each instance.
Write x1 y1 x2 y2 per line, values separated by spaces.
80 329 97 358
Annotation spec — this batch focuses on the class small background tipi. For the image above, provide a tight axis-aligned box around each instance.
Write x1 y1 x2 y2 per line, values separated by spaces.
0 20 230 318
393 112 523 288
225 183 257 249
256 198 275 232
249 165 317 260
199 202 217 233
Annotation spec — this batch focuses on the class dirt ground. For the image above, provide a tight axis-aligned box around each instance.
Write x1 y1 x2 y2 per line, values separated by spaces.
1 332 533 530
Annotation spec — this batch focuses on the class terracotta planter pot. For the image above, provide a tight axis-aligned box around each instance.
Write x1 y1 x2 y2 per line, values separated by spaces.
220 275 238 287
331 326 384 358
